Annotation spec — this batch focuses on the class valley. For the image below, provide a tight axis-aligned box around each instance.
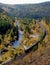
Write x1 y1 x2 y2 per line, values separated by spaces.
0 1 50 65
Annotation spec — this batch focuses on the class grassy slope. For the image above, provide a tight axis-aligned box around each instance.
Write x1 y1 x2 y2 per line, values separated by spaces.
7 35 50 65
6 20 50 65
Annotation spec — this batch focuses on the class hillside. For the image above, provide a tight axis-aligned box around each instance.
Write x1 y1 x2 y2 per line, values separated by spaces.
0 1 50 65
0 2 50 18
6 18 50 65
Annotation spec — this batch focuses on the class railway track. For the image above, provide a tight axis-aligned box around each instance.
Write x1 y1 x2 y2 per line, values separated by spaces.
1 21 46 65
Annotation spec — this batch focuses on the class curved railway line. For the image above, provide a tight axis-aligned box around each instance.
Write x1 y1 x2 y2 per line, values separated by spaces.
1 21 46 65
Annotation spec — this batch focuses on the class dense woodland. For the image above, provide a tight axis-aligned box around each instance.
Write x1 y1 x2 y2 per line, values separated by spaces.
0 12 50 64
0 2 50 18
7 17 50 65
0 14 18 57
0 1 50 65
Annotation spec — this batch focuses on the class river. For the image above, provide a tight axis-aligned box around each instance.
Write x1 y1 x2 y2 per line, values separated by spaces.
13 31 23 48
12 20 23 48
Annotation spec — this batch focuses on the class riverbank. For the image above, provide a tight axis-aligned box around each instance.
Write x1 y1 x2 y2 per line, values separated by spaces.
1 21 46 65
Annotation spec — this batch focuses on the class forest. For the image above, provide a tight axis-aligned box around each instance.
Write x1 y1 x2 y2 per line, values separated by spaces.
0 1 50 65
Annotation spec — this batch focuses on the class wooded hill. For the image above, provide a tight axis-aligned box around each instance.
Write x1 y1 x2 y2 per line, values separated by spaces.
0 1 50 18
